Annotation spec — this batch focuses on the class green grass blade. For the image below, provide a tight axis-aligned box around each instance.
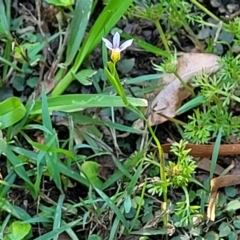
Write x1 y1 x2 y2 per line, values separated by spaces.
11 101 35 138
0 170 16 198
130 229 167 235
33 150 44 200
125 74 163 85
10 146 90 187
121 33 170 57
102 151 144 190
0 0 10 37
94 188 129 229
29 94 147 115
126 161 143 194
177 95 206 115
28 32 61 60
71 112 146 134
0 140 33 189
41 87 62 191
22 217 52 224
53 194 65 240
109 215 120 240
0 56 25 72
65 0 93 65
35 219 81 240
21 131 74 159
111 155 132 179
0 198 31 220
0 214 11 238
210 128 222 181
2 39 12 79
22 124 52 134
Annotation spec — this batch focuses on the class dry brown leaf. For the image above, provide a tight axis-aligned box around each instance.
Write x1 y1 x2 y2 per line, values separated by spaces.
197 158 224 175
57 233 72 240
148 53 221 126
207 175 240 221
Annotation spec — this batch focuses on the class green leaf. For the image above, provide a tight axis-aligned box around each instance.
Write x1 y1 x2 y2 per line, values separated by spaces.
65 0 93 65
225 186 237 198
204 231 219 240
28 33 60 63
228 231 237 240
124 195 132 214
233 219 240 229
226 200 240 212
73 69 97 85
81 161 103 189
7 221 31 240
26 77 38 88
88 235 101 240
218 222 231 237
0 97 26 129
117 58 135 74
12 75 25 91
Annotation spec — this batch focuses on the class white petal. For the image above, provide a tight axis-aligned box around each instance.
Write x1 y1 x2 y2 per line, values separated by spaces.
113 32 120 48
102 37 113 50
119 39 133 51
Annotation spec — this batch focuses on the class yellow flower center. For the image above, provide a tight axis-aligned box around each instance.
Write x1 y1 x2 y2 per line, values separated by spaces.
111 48 121 62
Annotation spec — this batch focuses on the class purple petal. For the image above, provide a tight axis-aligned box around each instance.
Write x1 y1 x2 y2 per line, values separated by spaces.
113 32 120 48
102 37 113 50
119 39 133 51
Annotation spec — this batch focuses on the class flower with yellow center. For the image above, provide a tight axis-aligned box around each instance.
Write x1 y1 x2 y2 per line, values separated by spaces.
102 32 133 63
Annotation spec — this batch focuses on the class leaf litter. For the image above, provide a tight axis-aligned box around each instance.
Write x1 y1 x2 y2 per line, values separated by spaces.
148 52 221 126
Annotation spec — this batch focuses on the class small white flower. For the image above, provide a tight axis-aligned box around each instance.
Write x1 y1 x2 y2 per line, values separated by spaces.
102 32 133 62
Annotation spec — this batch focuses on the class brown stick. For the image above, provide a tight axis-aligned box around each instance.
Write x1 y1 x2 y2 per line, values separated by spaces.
160 143 240 157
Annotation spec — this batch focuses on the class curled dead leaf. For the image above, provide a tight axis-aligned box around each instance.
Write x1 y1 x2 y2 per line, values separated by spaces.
148 53 221 126
207 175 240 221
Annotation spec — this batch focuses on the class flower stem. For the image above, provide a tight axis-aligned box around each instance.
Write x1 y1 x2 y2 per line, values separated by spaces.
170 3 205 53
154 20 171 54
190 0 222 23
174 71 195 97
147 123 168 225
